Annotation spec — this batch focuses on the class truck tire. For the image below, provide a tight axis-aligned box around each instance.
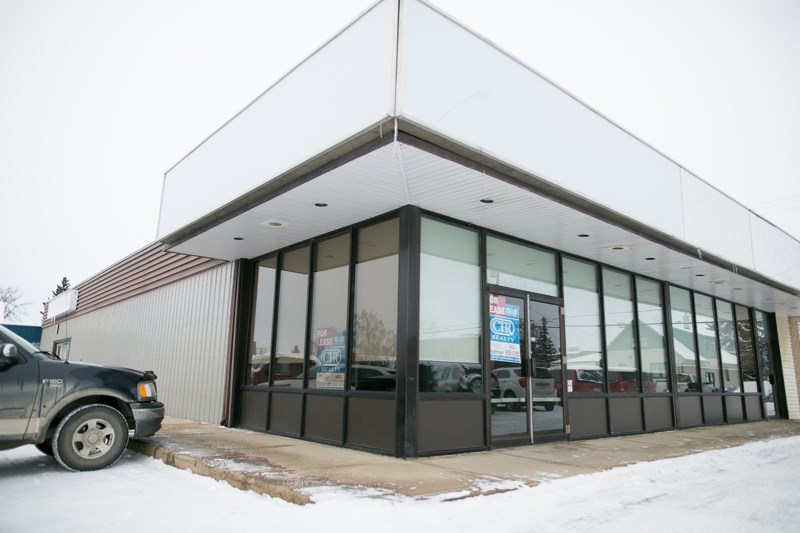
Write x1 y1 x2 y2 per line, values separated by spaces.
53 404 129 472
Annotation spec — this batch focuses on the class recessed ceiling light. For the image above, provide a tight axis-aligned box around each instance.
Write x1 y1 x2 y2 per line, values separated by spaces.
233 237 244 241
645 257 656 261
695 274 705 277
734 287 742 291
261 219 288 228
480 198 494 204
609 245 629 251
709 280 728 285
578 234 590 238
314 202 328 207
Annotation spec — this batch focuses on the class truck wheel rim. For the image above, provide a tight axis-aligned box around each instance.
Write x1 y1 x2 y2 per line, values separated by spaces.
71 418 116 459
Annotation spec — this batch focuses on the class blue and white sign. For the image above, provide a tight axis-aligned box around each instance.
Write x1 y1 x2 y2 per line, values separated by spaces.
316 327 346 389
489 294 521 363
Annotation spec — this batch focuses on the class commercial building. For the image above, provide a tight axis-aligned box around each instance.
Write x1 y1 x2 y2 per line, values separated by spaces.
42 0 800 457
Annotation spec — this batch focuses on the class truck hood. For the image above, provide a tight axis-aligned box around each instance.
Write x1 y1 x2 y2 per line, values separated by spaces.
37 359 151 401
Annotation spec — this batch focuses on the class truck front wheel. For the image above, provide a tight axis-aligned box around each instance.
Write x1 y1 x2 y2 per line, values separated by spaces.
53 404 129 472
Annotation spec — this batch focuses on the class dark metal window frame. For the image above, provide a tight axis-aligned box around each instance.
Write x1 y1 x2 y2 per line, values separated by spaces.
232 203 789 455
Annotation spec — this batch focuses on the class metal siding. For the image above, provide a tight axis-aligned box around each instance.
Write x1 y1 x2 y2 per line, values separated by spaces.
2 324 43 344
777 315 800 419
44 242 224 325
39 263 234 425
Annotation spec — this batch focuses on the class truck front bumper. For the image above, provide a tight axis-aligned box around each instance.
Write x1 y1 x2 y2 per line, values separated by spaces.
130 401 165 439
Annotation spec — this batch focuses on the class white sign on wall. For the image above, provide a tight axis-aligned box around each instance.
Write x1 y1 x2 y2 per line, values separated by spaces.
47 290 78 318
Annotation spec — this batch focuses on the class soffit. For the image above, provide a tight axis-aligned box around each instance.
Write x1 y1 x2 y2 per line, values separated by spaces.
169 141 800 315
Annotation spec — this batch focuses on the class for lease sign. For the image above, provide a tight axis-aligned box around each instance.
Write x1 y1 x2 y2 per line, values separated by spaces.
489 294 521 363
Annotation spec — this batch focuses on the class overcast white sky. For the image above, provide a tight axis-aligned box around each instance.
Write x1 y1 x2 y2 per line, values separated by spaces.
1 0 798 326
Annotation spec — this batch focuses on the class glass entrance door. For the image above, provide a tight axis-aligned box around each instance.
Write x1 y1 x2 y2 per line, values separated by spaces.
528 300 565 436
489 292 565 444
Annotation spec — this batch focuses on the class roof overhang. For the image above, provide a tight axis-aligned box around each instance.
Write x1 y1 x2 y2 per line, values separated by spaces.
157 0 800 315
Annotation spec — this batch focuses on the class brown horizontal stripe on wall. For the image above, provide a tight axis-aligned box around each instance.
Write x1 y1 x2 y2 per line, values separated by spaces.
47 242 224 323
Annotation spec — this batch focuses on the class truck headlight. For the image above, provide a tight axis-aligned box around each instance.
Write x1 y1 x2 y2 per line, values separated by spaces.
137 381 157 401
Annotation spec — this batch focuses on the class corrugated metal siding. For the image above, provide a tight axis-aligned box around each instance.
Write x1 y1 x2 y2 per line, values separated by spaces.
40 263 235 425
784 316 800 420
43 242 223 325
2 324 42 344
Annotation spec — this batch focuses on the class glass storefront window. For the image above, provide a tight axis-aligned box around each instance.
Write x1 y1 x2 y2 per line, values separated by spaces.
273 246 310 388
694 294 721 392
308 233 350 390
487 236 557 296
246 257 276 386
716 300 742 392
419 218 481 393
670 287 698 393
602 268 639 393
563 258 603 394
351 218 399 391
736 305 759 392
754 310 775 415
636 278 669 393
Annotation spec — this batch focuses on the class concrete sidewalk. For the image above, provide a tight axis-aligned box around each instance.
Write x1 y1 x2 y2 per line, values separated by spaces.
128 417 800 505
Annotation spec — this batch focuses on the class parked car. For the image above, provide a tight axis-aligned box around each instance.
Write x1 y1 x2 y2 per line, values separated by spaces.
492 366 556 411
432 363 463 392
551 366 604 394
0 324 164 472
351 365 396 391
607 368 658 393
676 372 715 392
551 365 657 394
461 364 484 393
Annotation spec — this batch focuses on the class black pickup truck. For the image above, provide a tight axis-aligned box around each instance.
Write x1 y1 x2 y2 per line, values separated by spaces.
0 324 164 471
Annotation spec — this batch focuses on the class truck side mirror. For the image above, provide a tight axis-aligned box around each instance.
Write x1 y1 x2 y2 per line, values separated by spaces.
2 343 18 359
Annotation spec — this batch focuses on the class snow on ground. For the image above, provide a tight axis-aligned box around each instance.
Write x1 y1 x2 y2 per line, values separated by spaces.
2 436 799 533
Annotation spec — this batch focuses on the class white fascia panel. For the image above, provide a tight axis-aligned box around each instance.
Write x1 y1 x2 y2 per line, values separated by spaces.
157 0 398 239
750 214 800 290
398 0 685 240
681 168 755 269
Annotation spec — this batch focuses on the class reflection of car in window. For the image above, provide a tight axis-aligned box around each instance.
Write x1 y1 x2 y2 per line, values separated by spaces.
552 366 657 393
552 366 603 394
351 365 396 391
269 364 396 390
492 366 556 411
432 364 462 392
607 368 657 393
676 372 716 392
419 362 483 393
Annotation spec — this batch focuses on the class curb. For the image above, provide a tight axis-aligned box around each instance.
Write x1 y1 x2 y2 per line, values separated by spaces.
128 439 313 505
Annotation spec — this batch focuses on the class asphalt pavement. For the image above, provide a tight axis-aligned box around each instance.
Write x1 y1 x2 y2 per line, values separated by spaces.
128 417 800 505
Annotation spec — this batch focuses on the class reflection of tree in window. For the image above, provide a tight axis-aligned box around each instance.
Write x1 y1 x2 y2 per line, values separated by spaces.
736 305 757 387
351 218 398 373
354 309 396 362
531 317 559 367
754 312 771 376
716 300 742 392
